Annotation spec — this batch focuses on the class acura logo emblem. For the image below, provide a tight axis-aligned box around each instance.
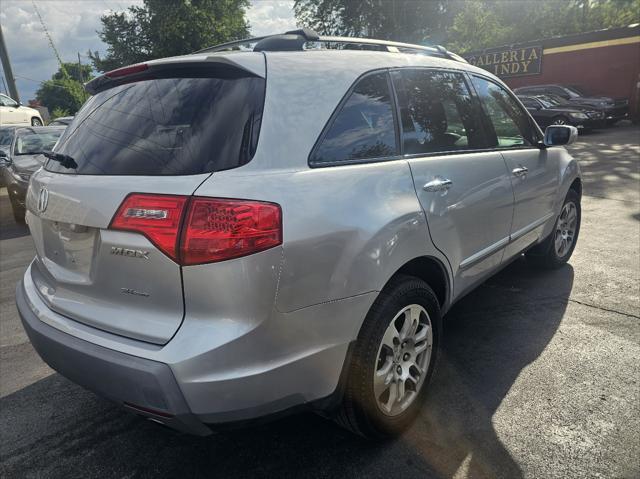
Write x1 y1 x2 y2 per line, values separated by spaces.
37 188 49 213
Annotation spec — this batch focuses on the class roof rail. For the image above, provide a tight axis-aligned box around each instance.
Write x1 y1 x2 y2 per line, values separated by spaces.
196 29 467 63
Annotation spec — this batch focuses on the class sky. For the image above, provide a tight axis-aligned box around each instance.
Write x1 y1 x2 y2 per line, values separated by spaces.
0 0 297 102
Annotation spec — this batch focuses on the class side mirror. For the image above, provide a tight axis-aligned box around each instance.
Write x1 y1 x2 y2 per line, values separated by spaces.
543 125 578 147
0 151 12 167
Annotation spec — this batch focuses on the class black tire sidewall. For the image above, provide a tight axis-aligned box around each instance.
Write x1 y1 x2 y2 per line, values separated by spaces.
347 276 441 437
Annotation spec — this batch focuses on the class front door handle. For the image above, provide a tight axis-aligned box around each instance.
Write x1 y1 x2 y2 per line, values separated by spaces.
512 166 528 177
423 177 453 192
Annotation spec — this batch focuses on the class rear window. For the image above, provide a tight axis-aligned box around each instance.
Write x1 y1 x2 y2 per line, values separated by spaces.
46 69 265 175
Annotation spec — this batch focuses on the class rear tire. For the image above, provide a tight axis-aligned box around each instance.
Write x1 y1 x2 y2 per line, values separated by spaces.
526 189 580 269
335 275 441 439
31 118 42 126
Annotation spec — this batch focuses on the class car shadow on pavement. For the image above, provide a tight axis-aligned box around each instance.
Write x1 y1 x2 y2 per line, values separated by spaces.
567 123 640 202
0 188 29 240
0 258 573 479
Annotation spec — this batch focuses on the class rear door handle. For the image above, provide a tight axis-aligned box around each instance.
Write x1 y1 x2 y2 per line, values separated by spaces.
423 177 453 192
512 166 528 177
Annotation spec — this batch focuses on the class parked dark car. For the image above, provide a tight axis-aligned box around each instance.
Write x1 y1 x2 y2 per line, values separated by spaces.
518 94 604 130
48 116 74 126
0 126 65 222
0 126 18 187
513 84 629 124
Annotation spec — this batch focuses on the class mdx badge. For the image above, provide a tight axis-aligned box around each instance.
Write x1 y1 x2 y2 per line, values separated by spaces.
110 247 150 259
37 187 49 214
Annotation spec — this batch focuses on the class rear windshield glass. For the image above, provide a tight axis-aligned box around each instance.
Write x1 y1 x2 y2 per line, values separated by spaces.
46 69 265 175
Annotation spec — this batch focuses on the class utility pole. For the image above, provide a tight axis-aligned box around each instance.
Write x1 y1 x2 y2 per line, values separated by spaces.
77 52 83 82
0 24 20 102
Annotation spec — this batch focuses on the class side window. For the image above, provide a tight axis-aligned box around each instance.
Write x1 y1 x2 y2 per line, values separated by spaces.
551 86 570 99
520 98 538 109
0 95 17 107
471 76 537 148
392 69 485 155
310 72 397 165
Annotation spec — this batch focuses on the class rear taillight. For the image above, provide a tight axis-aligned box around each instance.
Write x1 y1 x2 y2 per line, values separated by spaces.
109 194 282 265
110 194 188 262
180 197 282 265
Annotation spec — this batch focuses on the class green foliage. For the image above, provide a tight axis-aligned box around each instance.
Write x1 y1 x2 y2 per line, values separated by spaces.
294 0 463 43
449 0 640 53
35 63 94 115
90 0 251 72
50 107 71 121
294 0 640 52
52 62 94 83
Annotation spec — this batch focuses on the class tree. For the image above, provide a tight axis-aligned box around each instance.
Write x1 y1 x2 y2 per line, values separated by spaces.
294 0 464 43
35 62 94 115
90 0 251 72
448 0 640 53
294 0 640 53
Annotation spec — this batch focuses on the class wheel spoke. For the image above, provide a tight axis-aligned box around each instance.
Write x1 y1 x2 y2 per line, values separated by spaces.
374 360 393 397
381 325 398 350
415 340 430 356
397 378 406 402
384 381 398 412
414 324 429 343
399 310 414 339
554 230 563 252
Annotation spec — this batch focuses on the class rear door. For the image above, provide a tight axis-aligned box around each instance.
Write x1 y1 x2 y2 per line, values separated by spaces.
392 69 514 298
26 58 266 344
469 75 558 259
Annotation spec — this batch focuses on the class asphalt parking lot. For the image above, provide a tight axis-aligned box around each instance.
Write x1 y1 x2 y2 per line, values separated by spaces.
0 124 638 479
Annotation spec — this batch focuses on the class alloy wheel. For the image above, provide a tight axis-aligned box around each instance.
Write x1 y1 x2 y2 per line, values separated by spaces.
374 304 433 417
555 201 577 257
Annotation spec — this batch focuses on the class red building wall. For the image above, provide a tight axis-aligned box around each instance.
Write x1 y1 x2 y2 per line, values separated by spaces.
505 42 640 116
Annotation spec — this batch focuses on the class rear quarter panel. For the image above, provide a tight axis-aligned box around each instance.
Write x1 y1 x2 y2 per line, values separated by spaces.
194 161 450 313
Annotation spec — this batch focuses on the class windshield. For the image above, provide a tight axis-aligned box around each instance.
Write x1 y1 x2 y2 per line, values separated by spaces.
0 128 14 146
566 85 589 97
14 129 64 155
537 95 564 108
46 68 265 176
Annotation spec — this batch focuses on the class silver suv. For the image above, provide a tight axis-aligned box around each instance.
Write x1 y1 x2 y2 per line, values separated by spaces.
16 30 581 438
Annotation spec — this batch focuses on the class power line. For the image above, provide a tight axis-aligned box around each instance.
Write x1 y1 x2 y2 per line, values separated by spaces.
32 1 71 81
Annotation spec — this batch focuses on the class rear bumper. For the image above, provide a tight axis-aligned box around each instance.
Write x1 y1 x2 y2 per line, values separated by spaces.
16 281 211 436
17 263 365 433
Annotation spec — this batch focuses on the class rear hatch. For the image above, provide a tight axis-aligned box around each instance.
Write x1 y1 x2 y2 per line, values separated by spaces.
26 55 266 344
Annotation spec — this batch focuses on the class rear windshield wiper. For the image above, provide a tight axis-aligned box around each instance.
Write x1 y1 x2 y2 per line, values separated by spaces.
43 151 78 169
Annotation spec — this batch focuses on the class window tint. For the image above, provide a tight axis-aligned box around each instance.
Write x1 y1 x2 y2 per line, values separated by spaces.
14 129 64 155
471 76 537 148
392 69 485 155
46 69 265 175
0 128 14 146
520 98 538 108
310 72 397 165
0 95 18 107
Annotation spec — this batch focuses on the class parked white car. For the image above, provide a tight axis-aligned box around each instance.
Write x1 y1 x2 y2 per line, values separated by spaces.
0 94 44 126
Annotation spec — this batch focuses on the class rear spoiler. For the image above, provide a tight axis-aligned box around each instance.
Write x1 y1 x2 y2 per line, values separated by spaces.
85 55 265 95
